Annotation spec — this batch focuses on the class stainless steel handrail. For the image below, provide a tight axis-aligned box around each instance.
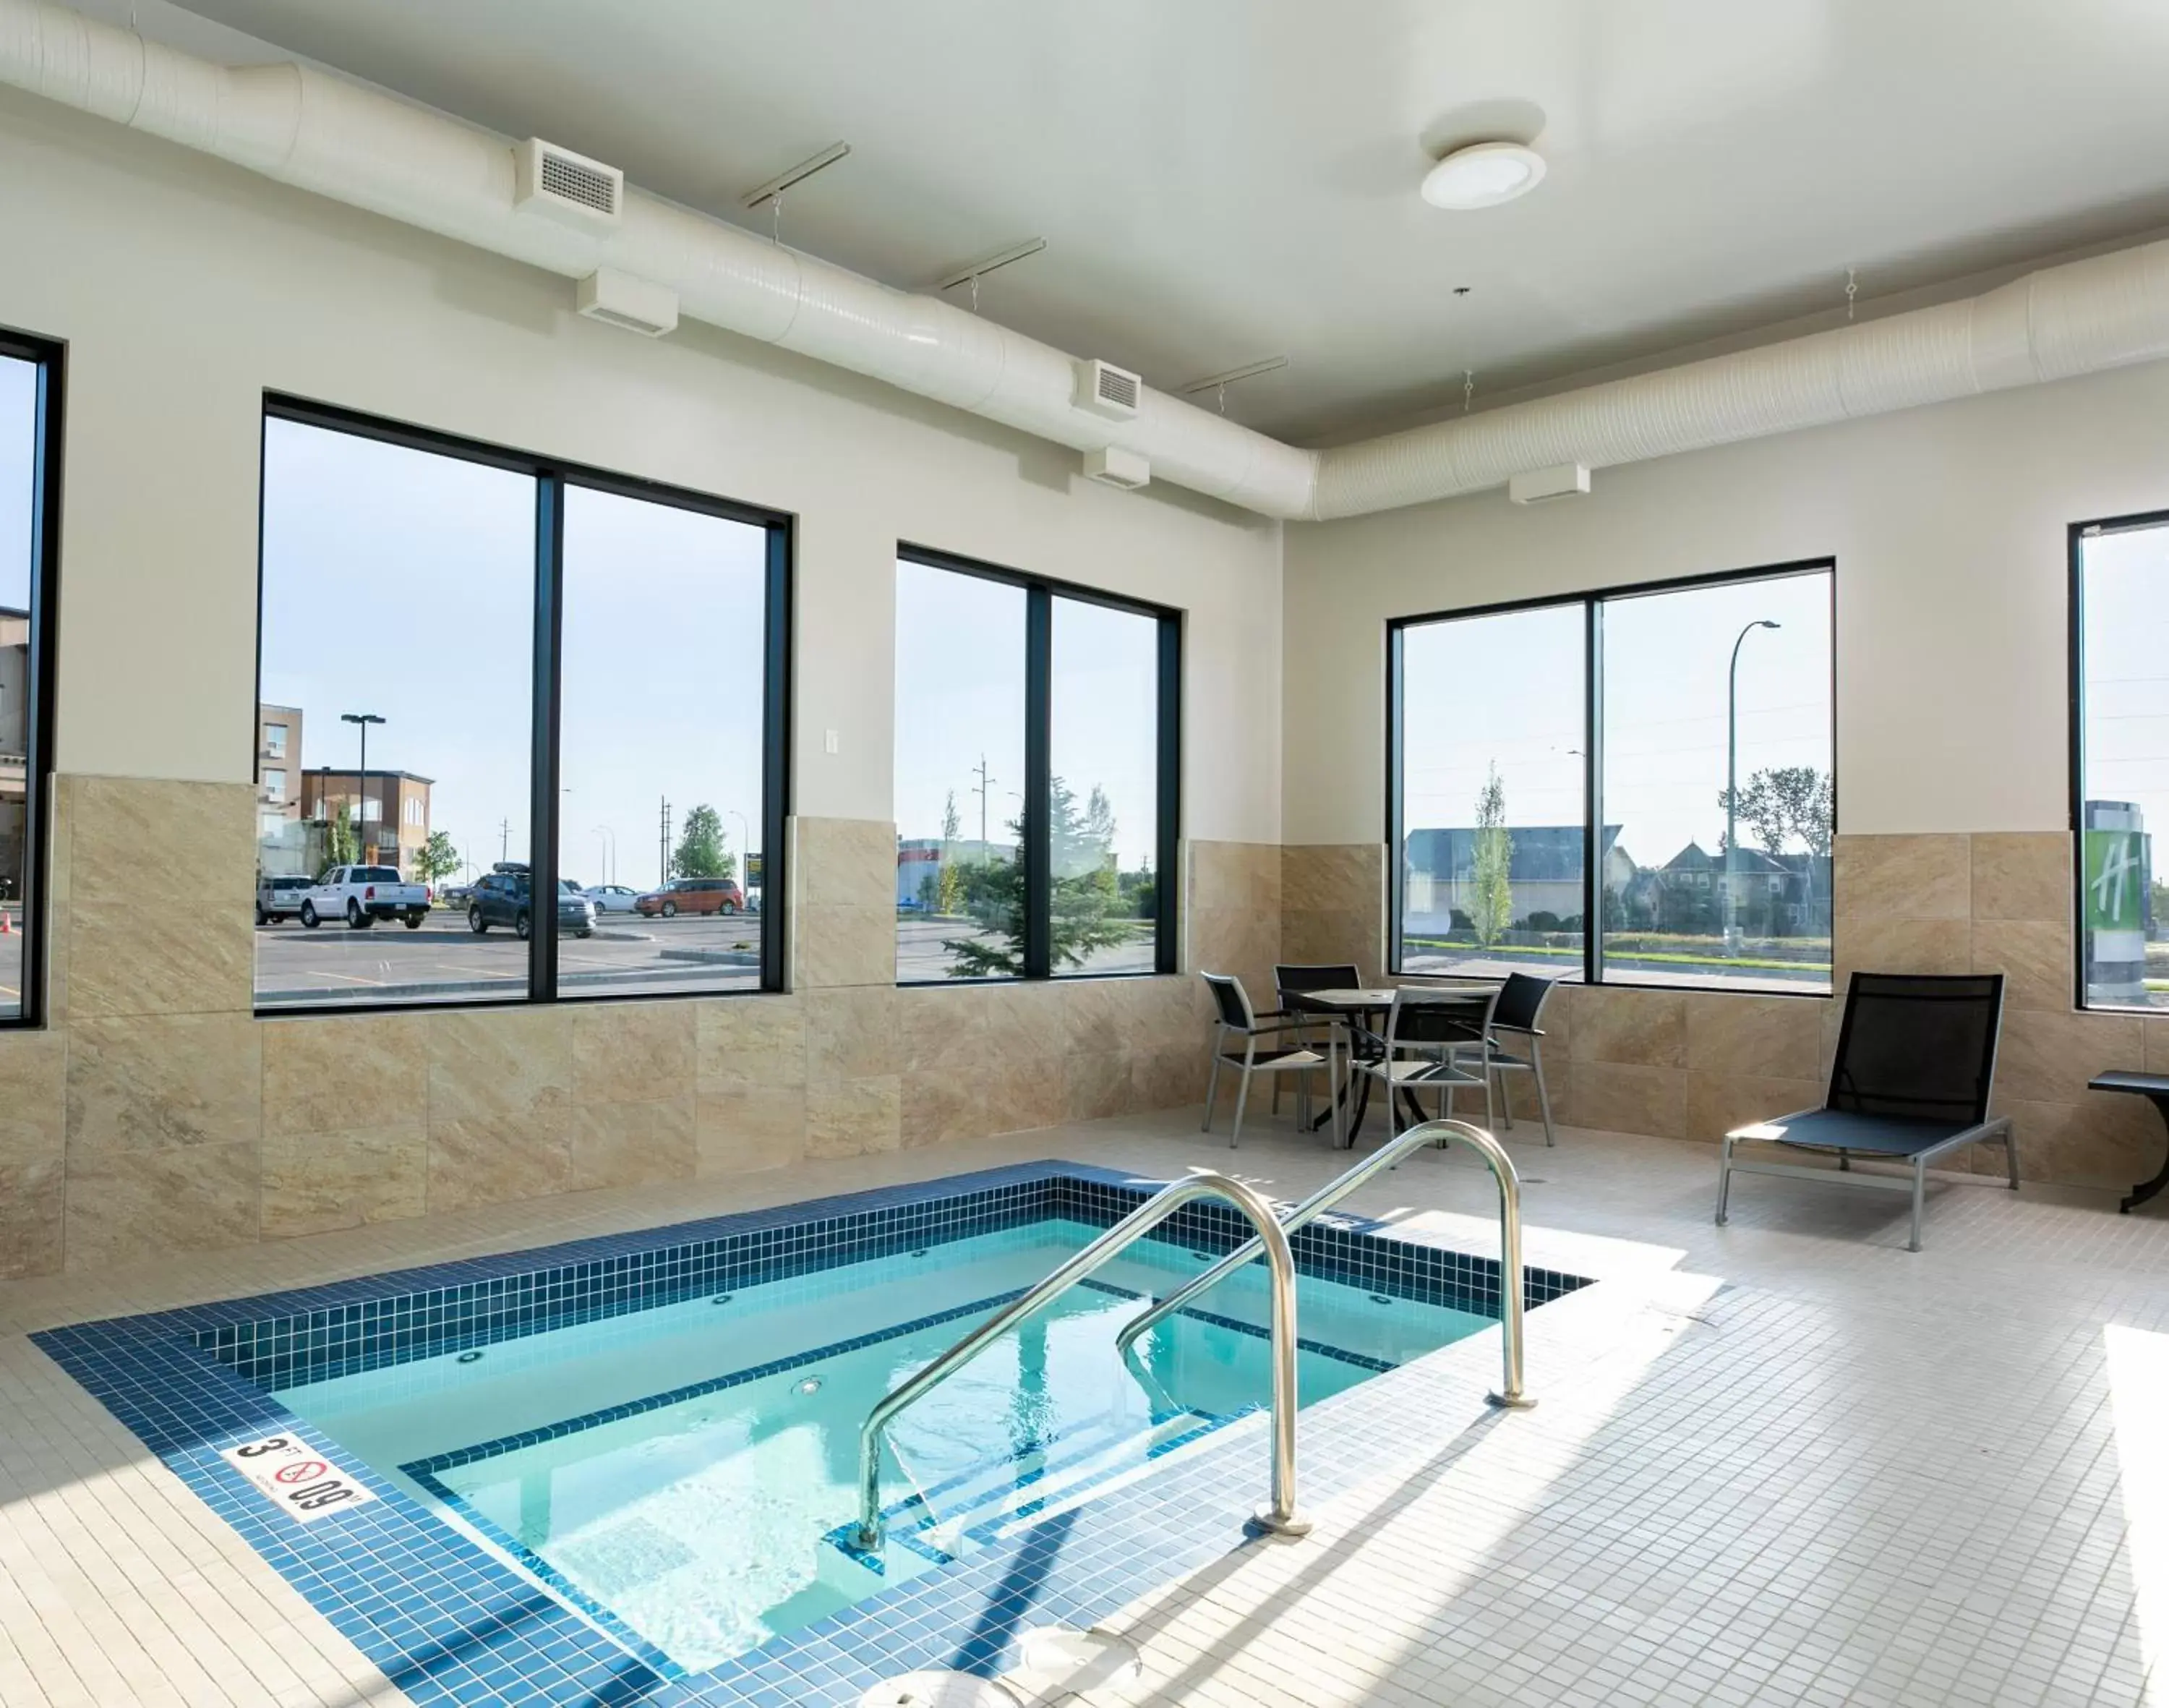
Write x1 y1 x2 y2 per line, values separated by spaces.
1115 1119 1536 1410
852 1170 1309 1552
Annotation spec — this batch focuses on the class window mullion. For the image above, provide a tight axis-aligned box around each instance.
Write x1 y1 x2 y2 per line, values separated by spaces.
761 521 792 994
529 474 565 1001
1024 586 1052 979
1585 597 1603 988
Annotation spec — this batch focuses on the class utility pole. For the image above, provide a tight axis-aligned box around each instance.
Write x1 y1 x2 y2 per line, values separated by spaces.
971 754 994 847
659 796 672 887
498 818 510 865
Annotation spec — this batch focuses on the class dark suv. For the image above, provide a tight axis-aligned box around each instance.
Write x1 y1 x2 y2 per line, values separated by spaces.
467 870 596 940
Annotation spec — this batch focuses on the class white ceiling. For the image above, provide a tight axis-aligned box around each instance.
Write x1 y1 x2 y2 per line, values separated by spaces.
140 0 2169 443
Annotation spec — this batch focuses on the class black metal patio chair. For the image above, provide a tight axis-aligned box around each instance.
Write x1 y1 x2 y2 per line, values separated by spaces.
1715 970 2017 1252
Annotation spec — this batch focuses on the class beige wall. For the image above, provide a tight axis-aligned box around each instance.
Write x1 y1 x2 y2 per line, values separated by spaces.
1284 358 2169 845
1283 363 2169 1188
0 88 1283 834
0 90 1290 1278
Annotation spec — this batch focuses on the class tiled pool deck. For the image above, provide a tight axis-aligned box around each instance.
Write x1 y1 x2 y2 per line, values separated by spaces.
5 1108 2168 1706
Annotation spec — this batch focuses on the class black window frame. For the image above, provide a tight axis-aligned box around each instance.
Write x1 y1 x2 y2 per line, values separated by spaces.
0 327 62 1030
2069 509 2169 1014
254 393 793 1014
1387 556 1837 999
895 542 1181 985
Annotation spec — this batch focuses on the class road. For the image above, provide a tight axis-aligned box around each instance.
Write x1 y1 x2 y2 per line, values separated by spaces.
255 908 762 1004
1400 942 1829 991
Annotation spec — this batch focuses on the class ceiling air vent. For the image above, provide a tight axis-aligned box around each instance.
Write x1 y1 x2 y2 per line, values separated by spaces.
1074 359 1142 422
515 137 624 234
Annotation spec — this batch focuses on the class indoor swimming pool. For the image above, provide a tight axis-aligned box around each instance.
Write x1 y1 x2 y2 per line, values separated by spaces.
34 1162 1590 1705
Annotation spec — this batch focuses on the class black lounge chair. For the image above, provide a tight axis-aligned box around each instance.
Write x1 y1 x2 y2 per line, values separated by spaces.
1716 971 2017 1252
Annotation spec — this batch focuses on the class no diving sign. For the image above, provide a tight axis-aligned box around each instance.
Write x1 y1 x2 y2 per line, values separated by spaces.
220 1435 377 1523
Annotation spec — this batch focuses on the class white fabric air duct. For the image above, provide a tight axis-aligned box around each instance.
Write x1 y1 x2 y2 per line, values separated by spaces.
7 0 2169 521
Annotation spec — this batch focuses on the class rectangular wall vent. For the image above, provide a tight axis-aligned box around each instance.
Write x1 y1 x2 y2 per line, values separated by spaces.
1507 463 1592 505
1083 446 1150 490
576 269 678 338
515 138 624 234
1074 358 1142 421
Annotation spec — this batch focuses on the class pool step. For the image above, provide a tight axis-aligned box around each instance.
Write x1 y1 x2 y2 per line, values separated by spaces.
823 1403 1233 1581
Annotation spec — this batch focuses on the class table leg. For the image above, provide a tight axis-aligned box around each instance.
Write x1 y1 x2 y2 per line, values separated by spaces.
2122 1093 2169 1213
1309 1017 1359 1142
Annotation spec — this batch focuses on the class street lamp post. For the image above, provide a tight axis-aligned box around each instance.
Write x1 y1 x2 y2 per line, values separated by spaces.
1724 622 1781 957
729 809 750 879
594 825 616 887
340 712 385 862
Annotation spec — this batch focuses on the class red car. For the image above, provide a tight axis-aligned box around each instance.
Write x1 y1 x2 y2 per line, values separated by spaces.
635 876 745 917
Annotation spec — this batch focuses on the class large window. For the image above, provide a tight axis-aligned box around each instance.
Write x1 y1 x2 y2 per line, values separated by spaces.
2074 514 2169 1010
254 400 789 1010
894 547 1176 983
1392 562 1834 995
0 334 58 1025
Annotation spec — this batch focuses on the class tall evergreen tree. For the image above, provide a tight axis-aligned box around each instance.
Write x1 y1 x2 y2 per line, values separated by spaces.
942 777 1129 976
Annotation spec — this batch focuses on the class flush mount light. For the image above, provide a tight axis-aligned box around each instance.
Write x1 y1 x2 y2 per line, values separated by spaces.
1421 141 1546 210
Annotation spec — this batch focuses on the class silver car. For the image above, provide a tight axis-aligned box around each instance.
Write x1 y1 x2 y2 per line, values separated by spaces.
583 883 641 914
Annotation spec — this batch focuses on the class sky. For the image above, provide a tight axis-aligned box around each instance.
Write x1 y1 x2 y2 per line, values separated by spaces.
1400 567 1834 871
0 357 31 612
259 418 766 891
893 559 1161 873
2080 526 2169 856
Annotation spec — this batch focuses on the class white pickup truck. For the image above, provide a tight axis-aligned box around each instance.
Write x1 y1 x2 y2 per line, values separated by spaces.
299 865 431 929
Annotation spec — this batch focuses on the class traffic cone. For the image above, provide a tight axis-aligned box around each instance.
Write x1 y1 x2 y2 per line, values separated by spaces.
2 909 16 935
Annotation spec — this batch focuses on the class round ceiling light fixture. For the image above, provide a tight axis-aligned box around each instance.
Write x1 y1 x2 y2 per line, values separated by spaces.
1421 141 1546 210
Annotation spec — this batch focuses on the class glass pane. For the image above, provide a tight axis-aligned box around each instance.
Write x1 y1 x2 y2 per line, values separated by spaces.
2078 526 2169 1009
1597 570 1833 993
557 486 767 995
1398 604 1586 978
256 418 535 1007
1050 597 1159 978
894 561 1026 980
0 356 35 1020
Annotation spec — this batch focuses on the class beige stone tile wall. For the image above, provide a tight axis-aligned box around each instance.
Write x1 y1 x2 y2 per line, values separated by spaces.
0 790 1265 1279
1281 844 1384 984
1276 832 2163 1192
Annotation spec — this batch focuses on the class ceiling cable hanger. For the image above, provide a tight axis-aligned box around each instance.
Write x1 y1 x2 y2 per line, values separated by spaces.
1178 355 1290 417
739 142 851 249
1845 267 1859 322
934 239 1048 315
1464 370 1475 414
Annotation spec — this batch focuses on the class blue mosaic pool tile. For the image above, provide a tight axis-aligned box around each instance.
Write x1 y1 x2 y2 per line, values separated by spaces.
34 1158 1594 1708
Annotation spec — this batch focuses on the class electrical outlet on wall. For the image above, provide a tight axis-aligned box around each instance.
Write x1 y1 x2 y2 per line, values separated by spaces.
823 729 839 754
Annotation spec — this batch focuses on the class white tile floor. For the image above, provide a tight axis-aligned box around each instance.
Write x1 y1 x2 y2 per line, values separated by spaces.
4 1106 2165 1707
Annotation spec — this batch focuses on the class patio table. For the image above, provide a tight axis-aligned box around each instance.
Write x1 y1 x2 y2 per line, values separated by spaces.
2087 1070 2169 1213
1280 986 1494 1148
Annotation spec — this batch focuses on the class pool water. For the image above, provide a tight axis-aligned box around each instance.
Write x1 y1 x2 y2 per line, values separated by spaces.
276 1217 1490 1673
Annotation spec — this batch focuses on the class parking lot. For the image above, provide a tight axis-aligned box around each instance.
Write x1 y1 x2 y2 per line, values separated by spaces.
254 907 762 1004
894 913 1156 981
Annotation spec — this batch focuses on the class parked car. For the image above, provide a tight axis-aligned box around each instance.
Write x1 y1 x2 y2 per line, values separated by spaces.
439 883 473 907
634 876 745 917
254 874 314 925
583 883 641 914
300 865 430 929
468 871 595 939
